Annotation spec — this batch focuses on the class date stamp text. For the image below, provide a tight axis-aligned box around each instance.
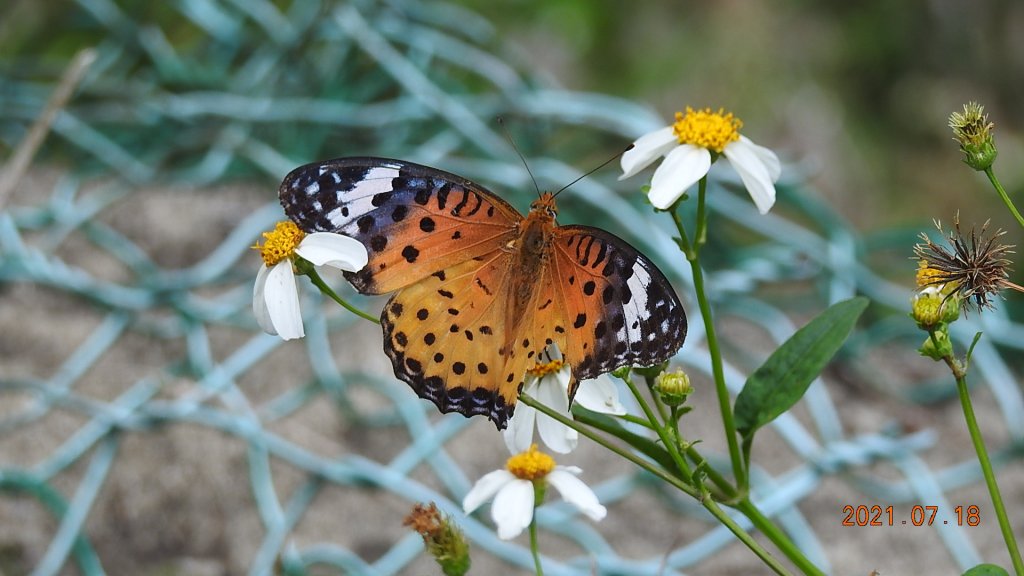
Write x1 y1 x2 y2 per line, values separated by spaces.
841 505 980 527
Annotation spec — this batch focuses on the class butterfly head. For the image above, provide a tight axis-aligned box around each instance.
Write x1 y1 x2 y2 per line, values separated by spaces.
529 192 559 221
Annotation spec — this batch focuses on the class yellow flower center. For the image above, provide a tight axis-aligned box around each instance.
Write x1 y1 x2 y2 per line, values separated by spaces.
916 259 963 292
526 358 564 379
254 221 305 266
672 107 742 153
915 259 944 288
506 444 555 481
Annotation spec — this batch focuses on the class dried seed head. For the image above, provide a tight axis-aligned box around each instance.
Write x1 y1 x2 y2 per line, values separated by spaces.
913 216 1021 312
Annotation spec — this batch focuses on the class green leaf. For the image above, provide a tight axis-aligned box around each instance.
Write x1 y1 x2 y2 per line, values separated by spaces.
962 564 1009 576
734 297 868 442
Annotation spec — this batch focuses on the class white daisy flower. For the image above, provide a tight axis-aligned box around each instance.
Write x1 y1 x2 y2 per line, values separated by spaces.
462 445 606 540
252 221 368 340
505 344 626 455
620 106 781 214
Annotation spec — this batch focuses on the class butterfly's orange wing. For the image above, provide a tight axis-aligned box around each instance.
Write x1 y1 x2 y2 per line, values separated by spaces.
279 158 529 425
279 157 522 294
379 250 540 425
538 226 687 395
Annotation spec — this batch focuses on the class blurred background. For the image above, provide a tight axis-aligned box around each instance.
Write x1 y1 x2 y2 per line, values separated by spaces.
461 0 1024 231
7 0 1024 227
2 1 1023 575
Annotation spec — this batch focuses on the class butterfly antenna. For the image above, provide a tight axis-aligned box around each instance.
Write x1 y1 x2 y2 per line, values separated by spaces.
498 117 542 197
552 143 635 198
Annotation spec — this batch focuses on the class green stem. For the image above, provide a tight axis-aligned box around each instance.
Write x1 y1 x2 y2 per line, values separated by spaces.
736 500 827 576
701 498 795 576
669 406 699 477
683 445 825 574
951 367 1024 575
618 413 658 429
695 175 709 248
518 394 699 498
681 441 823 573
621 375 693 479
528 487 544 573
669 206 746 487
985 167 1024 231
517 395 792 575
301 263 380 324
661 179 820 573
684 445 738 500
646 375 673 425
669 205 695 259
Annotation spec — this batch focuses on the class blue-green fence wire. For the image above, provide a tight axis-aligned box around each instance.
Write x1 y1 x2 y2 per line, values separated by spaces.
1 1 1022 574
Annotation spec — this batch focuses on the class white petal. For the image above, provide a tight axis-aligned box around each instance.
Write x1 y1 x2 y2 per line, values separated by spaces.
294 232 369 271
740 135 781 181
619 126 677 180
504 399 538 454
543 343 563 363
647 144 711 210
554 364 571 392
262 261 304 340
463 470 515 514
574 374 626 415
535 375 577 454
491 479 535 539
547 469 606 521
724 139 777 214
253 264 277 335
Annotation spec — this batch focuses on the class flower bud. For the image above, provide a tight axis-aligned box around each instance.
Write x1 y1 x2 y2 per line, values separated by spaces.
654 369 692 407
939 293 962 324
918 329 953 361
911 287 945 331
949 102 997 171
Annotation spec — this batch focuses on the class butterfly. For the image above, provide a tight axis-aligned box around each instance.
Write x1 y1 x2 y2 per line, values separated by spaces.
279 157 687 429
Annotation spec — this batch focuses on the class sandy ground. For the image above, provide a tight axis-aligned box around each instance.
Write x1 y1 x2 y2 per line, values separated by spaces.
1 168 1022 575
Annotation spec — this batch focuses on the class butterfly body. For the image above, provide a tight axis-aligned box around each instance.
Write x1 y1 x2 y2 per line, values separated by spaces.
280 157 686 429
506 195 558 342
